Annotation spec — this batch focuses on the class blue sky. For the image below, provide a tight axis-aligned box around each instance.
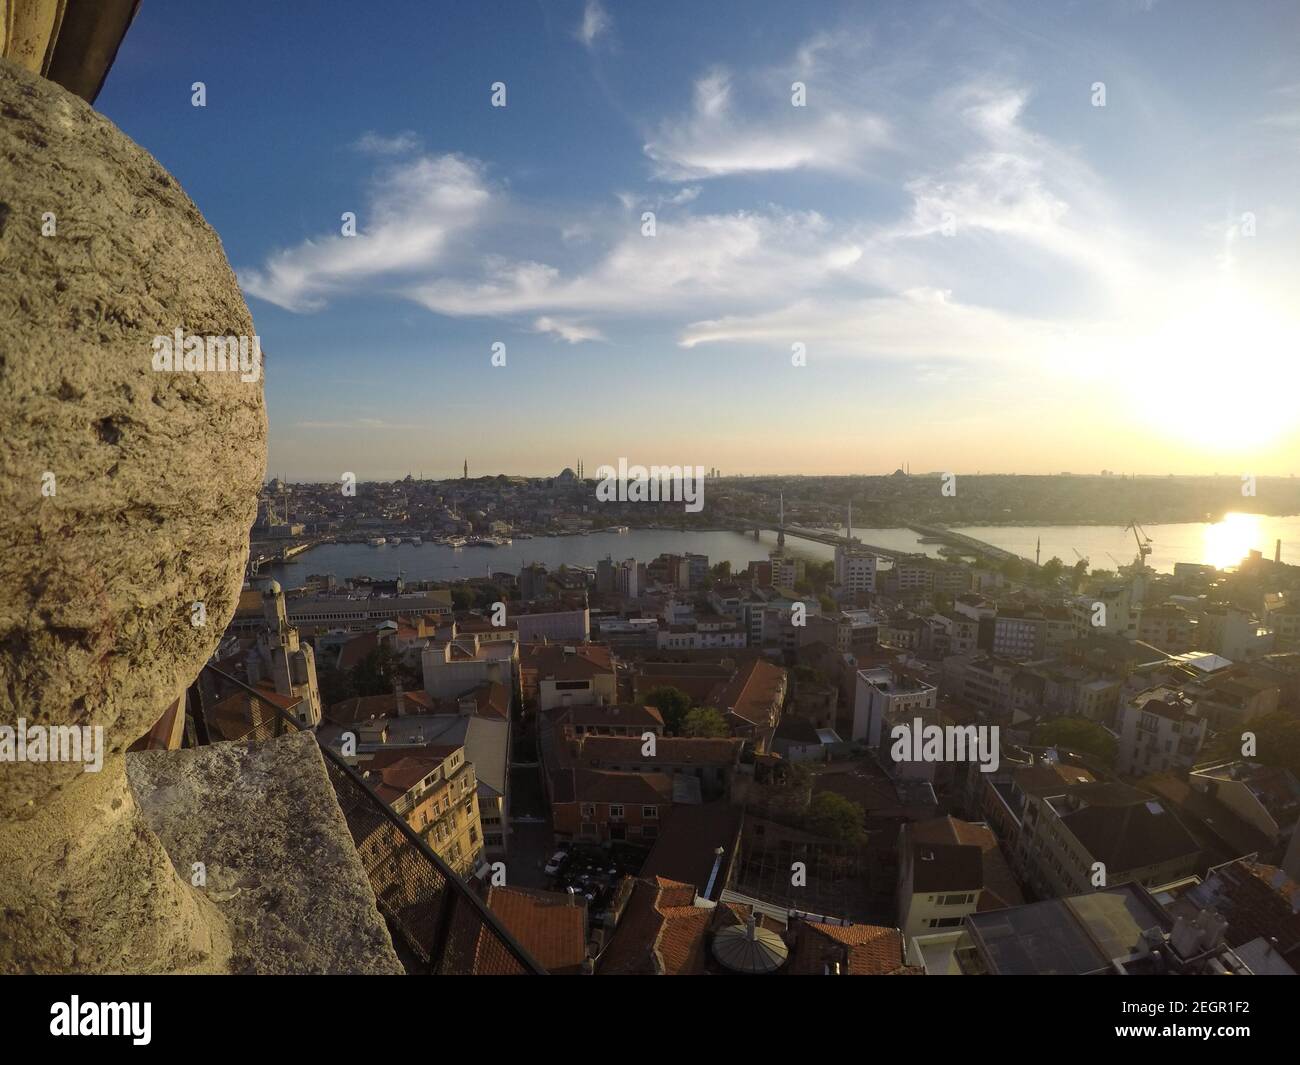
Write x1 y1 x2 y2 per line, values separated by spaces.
97 0 1300 480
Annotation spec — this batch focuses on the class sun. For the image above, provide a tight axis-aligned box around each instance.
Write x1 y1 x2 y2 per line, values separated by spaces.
1203 512 1263 570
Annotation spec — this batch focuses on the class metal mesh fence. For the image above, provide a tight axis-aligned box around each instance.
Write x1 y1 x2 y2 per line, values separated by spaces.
191 664 542 974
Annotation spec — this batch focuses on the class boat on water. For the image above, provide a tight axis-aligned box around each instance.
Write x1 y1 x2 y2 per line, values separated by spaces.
367 537 387 546
606 525 629 534
446 536 467 548
408 536 422 545
515 532 534 539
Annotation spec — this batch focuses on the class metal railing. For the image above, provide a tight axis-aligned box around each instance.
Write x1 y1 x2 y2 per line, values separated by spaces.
189 664 544 975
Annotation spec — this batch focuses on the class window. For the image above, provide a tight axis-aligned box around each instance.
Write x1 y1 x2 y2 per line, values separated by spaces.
939 893 975 906
581 803 595 819
929 917 964 928
642 805 658 819
609 804 624 821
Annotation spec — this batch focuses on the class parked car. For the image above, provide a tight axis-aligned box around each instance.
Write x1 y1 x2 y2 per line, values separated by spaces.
543 850 568 876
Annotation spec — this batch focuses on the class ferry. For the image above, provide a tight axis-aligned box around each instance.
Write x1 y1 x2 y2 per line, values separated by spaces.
445 536 467 549
606 525 629 534
367 537 387 546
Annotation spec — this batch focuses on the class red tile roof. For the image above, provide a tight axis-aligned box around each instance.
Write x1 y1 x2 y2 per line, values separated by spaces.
485 885 588 974
789 920 905 975
717 658 786 727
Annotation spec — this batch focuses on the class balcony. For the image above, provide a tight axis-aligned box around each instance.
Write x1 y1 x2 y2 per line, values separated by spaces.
190 664 543 975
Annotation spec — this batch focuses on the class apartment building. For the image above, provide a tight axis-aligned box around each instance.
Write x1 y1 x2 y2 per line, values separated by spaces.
520 642 617 710
853 666 937 746
1115 686 1207 777
896 816 1024 940
363 745 484 877
422 633 518 700
1188 761 1300 846
1015 780 1199 898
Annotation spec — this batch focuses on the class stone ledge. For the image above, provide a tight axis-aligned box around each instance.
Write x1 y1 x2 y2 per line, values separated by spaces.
127 731 404 974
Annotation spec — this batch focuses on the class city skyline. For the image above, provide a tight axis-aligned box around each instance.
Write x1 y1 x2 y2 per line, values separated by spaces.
94 0 1300 480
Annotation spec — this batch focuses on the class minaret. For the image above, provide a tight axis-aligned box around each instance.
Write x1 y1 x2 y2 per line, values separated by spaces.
463 458 467 479
1036 537 1041 566
777 492 785 550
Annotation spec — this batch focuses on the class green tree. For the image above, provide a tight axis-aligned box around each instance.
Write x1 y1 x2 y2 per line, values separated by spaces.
1040 557 1065 584
317 660 354 708
1206 711 1300 778
1031 718 1118 766
712 560 732 580
645 686 692 734
999 556 1027 581
682 707 730 737
352 642 403 697
806 791 867 844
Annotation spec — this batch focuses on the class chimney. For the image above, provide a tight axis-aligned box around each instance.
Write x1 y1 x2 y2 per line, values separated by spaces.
1276 539 1283 564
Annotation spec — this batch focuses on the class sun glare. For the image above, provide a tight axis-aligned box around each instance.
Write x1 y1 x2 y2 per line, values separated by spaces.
1202 512 1263 569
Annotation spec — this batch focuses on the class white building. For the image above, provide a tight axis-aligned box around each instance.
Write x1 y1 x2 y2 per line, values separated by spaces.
1115 686 1207 777
852 666 937 746
423 635 517 699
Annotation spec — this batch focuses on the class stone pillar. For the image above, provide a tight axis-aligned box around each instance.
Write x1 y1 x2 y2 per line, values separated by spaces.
0 57 265 972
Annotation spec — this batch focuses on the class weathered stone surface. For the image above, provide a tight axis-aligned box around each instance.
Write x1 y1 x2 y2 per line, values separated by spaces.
0 55 266 810
0 56 265 972
128 732 404 974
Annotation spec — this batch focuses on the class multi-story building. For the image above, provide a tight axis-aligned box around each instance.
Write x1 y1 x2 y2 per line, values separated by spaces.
519 562 549 602
422 633 518 700
363 744 485 877
1136 604 1195 653
767 551 805 589
1188 761 1300 846
551 769 677 844
1115 686 1207 777
891 555 971 597
515 605 591 644
853 666 937 746
934 882 1256 975
897 815 1024 940
1198 605 1275 661
520 642 618 710
1015 780 1199 898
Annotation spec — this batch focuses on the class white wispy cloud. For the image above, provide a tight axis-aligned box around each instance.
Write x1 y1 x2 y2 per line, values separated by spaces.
353 130 421 155
240 154 491 311
644 66 890 180
405 209 858 319
533 316 605 343
576 0 611 50
239 41 1213 378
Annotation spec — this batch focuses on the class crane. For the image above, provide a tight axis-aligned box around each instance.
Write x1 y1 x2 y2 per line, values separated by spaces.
1125 520 1153 570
